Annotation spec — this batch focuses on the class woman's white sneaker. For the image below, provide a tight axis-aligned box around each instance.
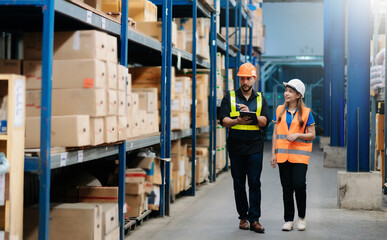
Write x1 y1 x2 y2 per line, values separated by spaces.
281 221 294 231
297 218 306 231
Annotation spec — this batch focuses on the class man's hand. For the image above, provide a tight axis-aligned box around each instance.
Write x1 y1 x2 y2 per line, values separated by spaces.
286 133 300 142
237 103 250 112
236 116 252 125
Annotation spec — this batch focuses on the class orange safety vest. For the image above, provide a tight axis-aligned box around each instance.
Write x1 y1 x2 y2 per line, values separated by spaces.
275 105 313 165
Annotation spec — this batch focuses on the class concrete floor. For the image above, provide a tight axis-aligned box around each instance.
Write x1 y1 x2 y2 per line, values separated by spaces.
128 143 387 240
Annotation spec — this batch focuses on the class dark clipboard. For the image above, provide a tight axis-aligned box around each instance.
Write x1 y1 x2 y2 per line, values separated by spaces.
239 111 258 125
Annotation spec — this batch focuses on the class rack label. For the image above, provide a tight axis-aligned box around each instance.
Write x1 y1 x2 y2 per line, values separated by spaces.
60 153 68 167
87 11 92 24
101 18 106 29
14 79 25 127
77 150 84 163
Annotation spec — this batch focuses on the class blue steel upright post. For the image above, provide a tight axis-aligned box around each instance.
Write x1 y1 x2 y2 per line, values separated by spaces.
244 18 248 62
225 0 230 171
39 0 55 239
323 0 331 137
164 0 173 216
238 1 242 65
347 0 370 172
160 0 168 217
213 0 218 181
234 2 239 88
191 0 198 195
330 0 345 147
118 0 129 238
384 0 387 192
249 22 253 61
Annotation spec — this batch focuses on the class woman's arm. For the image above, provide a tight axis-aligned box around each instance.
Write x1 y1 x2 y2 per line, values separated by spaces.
271 123 277 168
286 125 316 142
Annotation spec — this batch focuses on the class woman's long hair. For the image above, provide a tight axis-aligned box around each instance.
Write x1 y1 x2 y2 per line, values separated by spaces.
277 96 305 129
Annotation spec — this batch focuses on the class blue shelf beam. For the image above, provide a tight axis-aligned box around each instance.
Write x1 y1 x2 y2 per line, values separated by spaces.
191 0 198 196
329 0 345 147
346 0 370 172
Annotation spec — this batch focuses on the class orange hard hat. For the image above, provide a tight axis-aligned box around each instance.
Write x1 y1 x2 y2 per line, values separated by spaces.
237 63 257 78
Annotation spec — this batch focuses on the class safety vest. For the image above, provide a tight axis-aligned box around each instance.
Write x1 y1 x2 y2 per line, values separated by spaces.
229 90 262 131
275 105 313 164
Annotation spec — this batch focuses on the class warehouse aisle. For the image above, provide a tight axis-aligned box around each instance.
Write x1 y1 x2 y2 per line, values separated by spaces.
128 143 387 240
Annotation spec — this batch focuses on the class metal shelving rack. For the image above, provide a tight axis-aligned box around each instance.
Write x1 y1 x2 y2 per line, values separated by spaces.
0 0 257 239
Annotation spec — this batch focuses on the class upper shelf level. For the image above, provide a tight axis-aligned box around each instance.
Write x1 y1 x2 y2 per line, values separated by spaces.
152 0 216 18
0 0 214 68
220 0 251 27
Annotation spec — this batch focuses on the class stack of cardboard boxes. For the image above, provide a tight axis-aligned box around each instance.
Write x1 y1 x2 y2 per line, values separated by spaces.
101 0 157 22
171 77 191 130
187 146 210 184
125 153 162 216
196 73 210 127
23 30 131 148
216 124 227 171
24 203 120 240
216 52 226 99
171 139 189 195
179 18 210 60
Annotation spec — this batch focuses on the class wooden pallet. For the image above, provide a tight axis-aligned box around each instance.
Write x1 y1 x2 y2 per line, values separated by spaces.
0 74 26 239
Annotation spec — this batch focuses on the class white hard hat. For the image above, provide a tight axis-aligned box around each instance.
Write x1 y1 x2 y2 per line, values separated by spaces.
283 79 305 98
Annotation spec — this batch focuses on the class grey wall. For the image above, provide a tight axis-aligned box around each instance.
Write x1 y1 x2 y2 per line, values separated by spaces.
262 2 324 56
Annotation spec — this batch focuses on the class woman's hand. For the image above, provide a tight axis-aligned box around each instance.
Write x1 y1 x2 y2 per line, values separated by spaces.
270 155 277 168
286 133 300 142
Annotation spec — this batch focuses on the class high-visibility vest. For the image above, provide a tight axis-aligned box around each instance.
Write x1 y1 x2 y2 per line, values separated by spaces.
229 90 262 131
274 105 313 165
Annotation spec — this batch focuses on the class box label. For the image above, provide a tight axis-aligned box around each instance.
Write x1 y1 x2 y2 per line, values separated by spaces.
83 78 94 88
14 79 25 127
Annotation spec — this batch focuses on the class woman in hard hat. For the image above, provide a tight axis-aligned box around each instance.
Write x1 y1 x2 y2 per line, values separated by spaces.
270 79 315 231
220 63 270 233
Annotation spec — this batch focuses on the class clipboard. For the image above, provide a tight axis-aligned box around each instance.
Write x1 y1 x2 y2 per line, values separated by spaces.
239 111 258 125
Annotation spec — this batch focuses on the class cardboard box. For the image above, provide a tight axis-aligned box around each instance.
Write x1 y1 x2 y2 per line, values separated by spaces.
25 90 40 117
144 181 152 195
107 61 118 89
78 186 119 203
172 112 190 130
24 31 110 61
125 182 144 195
137 110 147 135
376 114 384 151
127 0 157 23
23 60 42 89
52 89 107 117
171 139 181 156
171 154 180 171
125 194 144 208
125 115 132 139
133 88 158 113
146 111 159 134
153 159 162 185
197 113 209 127
117 64 128 91
171 94 190 112
107 90 118 116
174 76 191 95
84 0 102 10
25 115 90 148
117 91 126 116
52 59 107 89
177 30 186 50
24 203 103 240
125 168 146 183
126 94 132 116
90 117 105 146
136 21 177 46
100 204 119 236
104 227 119 240
131 111 140 137
106 34 118 63
197 99 208 114
104 116 118 143
0 59 21 74
131 93 139 113
117 116 127 140
172 171 180 195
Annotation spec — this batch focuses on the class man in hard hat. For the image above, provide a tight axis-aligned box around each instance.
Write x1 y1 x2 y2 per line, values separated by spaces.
219 63 270 233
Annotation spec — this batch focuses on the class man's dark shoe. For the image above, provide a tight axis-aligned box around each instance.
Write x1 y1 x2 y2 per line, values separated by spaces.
239 219 249 230
250 221 265 233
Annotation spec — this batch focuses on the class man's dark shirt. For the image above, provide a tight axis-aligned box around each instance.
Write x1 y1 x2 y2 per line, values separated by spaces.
219 88 270 155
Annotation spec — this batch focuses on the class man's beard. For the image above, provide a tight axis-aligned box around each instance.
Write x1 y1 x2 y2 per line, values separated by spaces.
241 85 252 92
